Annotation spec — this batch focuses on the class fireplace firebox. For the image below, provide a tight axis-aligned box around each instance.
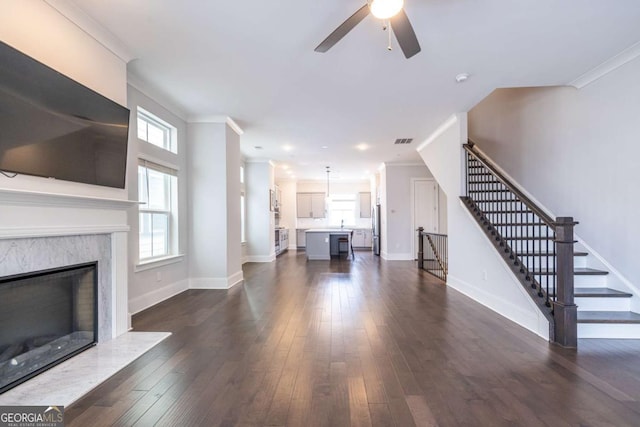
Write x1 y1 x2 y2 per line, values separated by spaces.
0 262 98 394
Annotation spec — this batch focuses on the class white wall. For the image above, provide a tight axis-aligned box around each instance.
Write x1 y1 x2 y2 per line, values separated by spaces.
468 55 640 295
126 84 190 314
381 164 433 260
0 0 132 336
0 1 128 200
417 114 549 339
246 161 275 262
188 122 243 288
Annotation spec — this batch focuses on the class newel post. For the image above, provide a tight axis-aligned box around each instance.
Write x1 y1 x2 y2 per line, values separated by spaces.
553 217 578 348
417 227 424 269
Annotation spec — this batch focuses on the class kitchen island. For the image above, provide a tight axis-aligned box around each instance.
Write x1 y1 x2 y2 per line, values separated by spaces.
305 229 352 260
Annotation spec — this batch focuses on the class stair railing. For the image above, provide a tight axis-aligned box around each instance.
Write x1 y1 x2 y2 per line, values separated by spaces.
417 227 448 282
462 141 577 347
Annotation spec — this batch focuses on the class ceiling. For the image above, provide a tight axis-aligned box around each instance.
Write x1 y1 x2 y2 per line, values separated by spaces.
69 0 640 182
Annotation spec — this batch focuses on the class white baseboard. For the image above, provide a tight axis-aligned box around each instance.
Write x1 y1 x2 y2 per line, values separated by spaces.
190 270 244 290
129 279 189 315
381 252 413 261
245 254 276 263
447 274 549 341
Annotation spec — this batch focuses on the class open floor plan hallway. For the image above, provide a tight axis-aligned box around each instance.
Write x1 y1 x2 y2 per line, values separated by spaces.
66 251 640 426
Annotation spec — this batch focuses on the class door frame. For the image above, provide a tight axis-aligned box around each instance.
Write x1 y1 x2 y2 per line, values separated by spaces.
410 178 439 260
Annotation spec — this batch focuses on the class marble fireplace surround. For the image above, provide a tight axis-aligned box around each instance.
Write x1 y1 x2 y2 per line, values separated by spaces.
0 234 114 341
0 188 165 405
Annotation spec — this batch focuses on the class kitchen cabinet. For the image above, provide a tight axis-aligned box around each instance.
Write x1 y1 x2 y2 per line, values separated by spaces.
351 229 373 248
362 229 372 248
352 229 365 247
296 192 326 218
276 229 289 256
296 229 307 248
359 192 372 218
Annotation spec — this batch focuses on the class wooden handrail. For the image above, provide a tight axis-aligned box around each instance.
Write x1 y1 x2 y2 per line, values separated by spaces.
464 141 558 228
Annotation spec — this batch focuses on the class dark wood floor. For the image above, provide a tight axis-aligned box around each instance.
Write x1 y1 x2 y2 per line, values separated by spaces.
66 251 640 426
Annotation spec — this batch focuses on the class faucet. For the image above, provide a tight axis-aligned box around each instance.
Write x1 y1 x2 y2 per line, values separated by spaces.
341 219 344 229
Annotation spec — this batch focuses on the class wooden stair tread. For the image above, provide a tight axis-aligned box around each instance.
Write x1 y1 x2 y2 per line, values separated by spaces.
516 252 588 257
532 268 608 276
575 288 632 298
578 311 640 324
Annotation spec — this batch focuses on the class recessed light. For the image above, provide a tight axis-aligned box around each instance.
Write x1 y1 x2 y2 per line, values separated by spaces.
321 145 328 149
254 146 263 150
356 143 369 151
283 145 293 152
455 73 470 83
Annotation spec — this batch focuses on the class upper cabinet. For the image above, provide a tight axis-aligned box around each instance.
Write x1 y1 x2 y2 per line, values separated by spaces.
297 192 326 218
359 192 372 218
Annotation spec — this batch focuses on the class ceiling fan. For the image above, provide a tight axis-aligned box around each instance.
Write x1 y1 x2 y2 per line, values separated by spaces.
315 0 421 59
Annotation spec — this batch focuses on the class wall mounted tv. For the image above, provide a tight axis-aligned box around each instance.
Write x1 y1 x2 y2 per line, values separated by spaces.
0 41 130 189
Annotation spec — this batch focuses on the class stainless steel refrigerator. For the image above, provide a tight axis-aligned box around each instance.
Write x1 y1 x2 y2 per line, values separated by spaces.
372 204 381 256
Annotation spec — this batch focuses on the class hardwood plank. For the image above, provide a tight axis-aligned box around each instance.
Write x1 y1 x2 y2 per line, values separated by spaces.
63 251 640 427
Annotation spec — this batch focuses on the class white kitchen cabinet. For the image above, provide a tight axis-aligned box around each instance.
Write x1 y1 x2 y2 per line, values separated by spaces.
296 192 325 218
351 229 365 247
359 192 372 218
362 229 372 248
296 229 307 248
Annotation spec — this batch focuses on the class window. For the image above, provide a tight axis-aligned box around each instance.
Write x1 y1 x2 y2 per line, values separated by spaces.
137 107 177 153
240 164 246 243
328 194 356 226
138 161 178 261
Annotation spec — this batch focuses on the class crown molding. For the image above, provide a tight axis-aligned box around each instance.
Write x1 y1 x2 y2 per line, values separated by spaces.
43 0 134 63
569 40 640 89
127 74 189 121
188 115 244 135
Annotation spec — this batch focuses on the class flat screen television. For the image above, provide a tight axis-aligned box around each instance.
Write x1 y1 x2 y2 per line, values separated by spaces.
0 41 130 189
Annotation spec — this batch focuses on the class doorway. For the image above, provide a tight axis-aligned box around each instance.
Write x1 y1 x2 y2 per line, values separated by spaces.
411 178 439 259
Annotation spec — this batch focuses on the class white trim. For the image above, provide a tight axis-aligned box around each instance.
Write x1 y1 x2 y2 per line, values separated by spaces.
410 178 438 260
416 115 459 152
43 0 134 63
245 254 276 263
127 76 189 121
574 238 640 307
134 254 185 272
187 115 244 135
447 274 549 341
189 271 244 290
138 152 180 172
569 40 640 89
129 279 189 315
381 252 414 261
0 188 138 209
0 225 130 240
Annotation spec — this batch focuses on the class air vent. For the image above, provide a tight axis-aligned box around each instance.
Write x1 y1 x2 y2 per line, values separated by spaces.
394 138 413 145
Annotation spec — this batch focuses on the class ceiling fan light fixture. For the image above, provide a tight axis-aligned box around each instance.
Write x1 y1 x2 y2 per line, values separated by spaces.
370 0 404 20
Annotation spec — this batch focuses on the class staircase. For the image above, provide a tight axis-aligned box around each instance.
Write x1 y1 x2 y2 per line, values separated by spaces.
462 141 640 343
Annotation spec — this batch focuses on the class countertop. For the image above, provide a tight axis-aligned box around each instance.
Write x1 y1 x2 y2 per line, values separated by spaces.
305 229 352 233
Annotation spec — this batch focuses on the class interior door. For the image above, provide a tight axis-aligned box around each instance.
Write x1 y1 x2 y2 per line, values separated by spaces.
413 179 438 259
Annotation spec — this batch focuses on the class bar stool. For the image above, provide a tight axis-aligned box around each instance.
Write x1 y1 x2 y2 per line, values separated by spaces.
338 235 349 259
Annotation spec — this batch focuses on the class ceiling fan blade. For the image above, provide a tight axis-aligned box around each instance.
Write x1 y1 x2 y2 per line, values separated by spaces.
315 4 370 53
390 9 421 59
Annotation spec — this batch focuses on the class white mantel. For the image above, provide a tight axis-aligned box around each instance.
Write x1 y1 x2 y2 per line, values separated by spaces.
0 188 137 339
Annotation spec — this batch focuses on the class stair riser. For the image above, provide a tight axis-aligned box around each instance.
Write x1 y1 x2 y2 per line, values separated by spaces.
575 297 630 311
578 323 640 339
574 275 608 287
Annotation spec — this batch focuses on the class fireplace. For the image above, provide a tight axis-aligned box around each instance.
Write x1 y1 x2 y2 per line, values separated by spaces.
0 262 98 394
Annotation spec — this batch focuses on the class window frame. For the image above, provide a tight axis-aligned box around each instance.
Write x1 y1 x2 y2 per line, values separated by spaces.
138 160 178 263
137 107 178 154
328 193 357 227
